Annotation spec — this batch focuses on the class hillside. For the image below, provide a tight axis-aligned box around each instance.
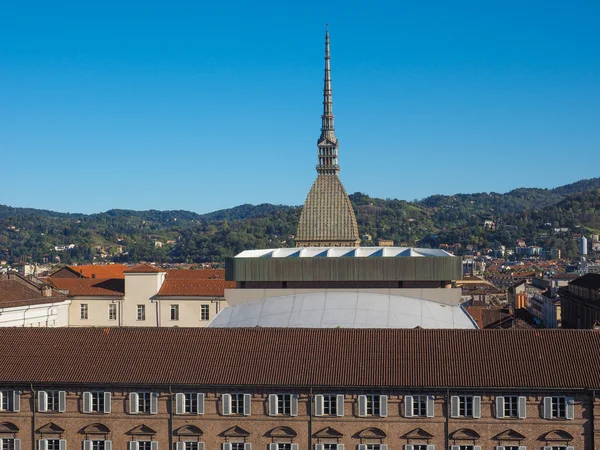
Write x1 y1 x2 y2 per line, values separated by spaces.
1 177 599 265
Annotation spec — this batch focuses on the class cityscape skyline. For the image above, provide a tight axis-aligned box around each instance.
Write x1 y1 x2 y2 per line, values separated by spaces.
2 0 599 214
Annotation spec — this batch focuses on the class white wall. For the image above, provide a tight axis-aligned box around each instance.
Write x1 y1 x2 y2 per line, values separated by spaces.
0 300 72 327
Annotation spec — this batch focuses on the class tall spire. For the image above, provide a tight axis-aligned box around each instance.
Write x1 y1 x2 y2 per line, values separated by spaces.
317 26 339 174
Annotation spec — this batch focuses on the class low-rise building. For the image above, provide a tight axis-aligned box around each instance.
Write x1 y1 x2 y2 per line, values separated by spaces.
0 328 598 450
560 273 600 328
0 273 71 327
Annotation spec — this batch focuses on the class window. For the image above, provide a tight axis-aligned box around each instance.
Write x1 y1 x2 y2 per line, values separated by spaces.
83 391 110 413
92 441 105 450
137 442 152 450
80 304 88 320
175 393 204 415
171 304 179 321
0 390 19 412
1 440 19 450
552 397 567 418
496 395 526 419
137 305 146 321
544 396 574 419
411 445 428 450
46 440 61 450
108 304 117 320
366 394 380 416
322 446 342 450
411 395 430 416
185 393 197 413
363 446 383 450
323 394 338 416
274 445 291 450
450 395 481 418
231 393 245 415
138 392 151 413
358 394 388 417
230 445 246 450
40 390 66 412
200 304 210 321
278 393 292 415
184 443 198 450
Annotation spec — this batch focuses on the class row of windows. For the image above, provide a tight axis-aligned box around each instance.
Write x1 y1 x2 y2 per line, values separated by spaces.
79 304 210 321
0 390 576 420
0 442 579 450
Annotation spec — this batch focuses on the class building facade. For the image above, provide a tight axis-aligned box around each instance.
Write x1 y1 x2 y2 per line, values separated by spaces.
560 273 600 328
49 265 233 327
0 328 599 450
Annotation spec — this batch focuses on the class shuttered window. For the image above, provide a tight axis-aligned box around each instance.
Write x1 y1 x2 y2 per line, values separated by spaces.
0 439 20 450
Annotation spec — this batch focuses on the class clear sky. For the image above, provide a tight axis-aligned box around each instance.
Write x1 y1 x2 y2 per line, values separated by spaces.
1 0 599 214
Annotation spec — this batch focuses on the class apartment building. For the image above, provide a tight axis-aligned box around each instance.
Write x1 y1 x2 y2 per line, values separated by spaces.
0 328 598 450
49 265 234 327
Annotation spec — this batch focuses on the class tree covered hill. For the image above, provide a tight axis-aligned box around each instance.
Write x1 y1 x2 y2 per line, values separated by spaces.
1 177 599 264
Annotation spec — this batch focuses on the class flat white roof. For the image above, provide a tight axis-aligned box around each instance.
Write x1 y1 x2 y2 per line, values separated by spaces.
208 292 477 329
235 247 454 258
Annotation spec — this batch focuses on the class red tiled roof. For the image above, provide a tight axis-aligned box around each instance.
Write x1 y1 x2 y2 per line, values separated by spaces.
123 264 166 274
166 269 225 280
0 328 599 388
157 278 235 297
49 278 124 297
54 264 129 279
0 279 67 308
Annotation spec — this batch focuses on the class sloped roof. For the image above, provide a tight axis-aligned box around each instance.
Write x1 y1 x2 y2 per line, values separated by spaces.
570 273 600 289
50 278 124 297
124 264 166 274
0 328 599 388
157 279 235 297
297 174 359 245
0 278 67 308
58 264 128 279
166 269 225 280
208 292 477 329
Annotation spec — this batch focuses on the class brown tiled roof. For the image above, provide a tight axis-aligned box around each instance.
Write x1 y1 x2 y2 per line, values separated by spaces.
123 264 166 274
52 264 129 279
166 269 225 280
0 279 67 308
0 328 599 388
157 278 235 297
49 278 124 297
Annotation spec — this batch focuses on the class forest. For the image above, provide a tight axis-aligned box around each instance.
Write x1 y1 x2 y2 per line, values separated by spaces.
1 178 599 265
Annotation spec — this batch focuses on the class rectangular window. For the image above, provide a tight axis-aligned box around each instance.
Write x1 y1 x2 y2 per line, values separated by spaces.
276 445 291 450
230 445 245 450
185 393 198 414
458 396 474 417
365 446 382 450
138 392 151 413
91 392 105 412
91 442 105 450
323 445 341 450
552 397 567 418
200 304 210 321
80 304 88 320
503 447 520 450
1 439 16 450
412 446 428 450
108 304 117 320
366 394 380 416
137 305 146 321
46 440 61 450
231 393 246 415
504 396 519 418
171 304 179 321
413 395 428 416
46 390 60 411
184 443 198 450
323 394 338 416
0 390 13 411
277 394 291 415
458 447 474 450
137 442 152 450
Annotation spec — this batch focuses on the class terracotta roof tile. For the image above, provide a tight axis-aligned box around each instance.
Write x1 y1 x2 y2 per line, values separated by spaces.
124 264 166 274
157 279 235 297
0 328 599 388
56 264 129 279
0 279 67 307
50 278 124 297
166 269 225 280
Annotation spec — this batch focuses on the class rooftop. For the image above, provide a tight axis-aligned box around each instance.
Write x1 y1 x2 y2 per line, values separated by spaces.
50 278 125 297
236 247 454 258
0 328 598 388
208 292 476 329
570 273 600 289
0 274 67 308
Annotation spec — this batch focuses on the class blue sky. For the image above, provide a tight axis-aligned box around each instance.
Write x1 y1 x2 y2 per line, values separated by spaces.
1 0 599 214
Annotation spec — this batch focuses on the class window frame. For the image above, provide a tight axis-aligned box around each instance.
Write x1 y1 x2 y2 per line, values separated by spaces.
137 304 146 321
108 304 117 321
170 304 180 321
200 304 210 321
80 303 88 320
277 393 292 415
